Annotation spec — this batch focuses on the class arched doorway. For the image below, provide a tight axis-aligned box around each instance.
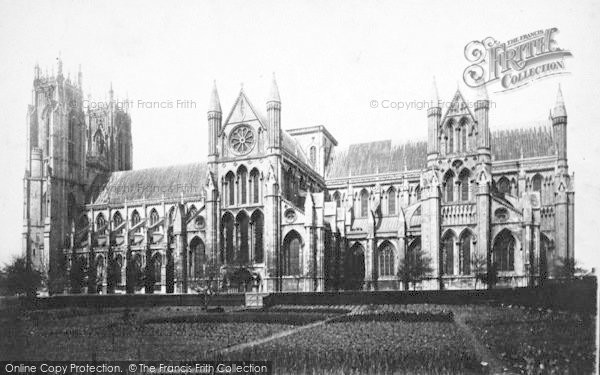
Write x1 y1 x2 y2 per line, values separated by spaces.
343 243 365 290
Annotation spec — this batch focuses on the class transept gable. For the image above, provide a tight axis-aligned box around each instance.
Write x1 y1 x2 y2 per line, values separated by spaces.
222 89 267 131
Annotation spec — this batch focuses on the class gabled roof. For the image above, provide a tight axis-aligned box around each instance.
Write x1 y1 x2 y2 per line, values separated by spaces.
90 162 207 204
222 88 268 129
440 89 476 124
325 140 427 179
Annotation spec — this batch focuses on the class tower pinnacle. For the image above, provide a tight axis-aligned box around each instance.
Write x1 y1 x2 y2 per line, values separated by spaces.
430 76 440 107
552 84 567 117
268 73 281 103
208 80 222 113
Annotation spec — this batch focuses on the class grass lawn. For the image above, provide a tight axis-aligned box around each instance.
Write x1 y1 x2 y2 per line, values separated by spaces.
0 304 595 374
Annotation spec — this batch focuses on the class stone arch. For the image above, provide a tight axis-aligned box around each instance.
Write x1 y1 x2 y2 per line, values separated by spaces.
445 118 455 153
378 240 395 277
492 229 515 271
282 230 303 276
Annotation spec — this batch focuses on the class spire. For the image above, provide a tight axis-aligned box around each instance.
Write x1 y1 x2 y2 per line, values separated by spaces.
430 76 440 107
268 72 281 103
109 82 114 102
57 51 63 76
553 84 567 117
208 80 222 113
475 81 489 101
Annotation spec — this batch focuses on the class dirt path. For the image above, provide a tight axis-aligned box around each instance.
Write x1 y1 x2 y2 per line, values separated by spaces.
454 313 518 375
207 315 339 356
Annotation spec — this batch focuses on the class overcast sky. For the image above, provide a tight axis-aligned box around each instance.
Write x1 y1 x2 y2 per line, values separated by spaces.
1 0 599 270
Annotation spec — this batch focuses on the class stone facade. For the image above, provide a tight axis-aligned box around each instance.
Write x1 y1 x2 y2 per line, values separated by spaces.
22 61 574 294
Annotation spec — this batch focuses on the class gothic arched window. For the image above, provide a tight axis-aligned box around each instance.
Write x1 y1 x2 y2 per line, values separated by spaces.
460 118 468 152
282 231 302 276
532 174 543 202
238 166 248 204
113 211 123 233
387 187 396 215
440 231 455 275
131 210 141 233
236 212 250 263
445 172 455 202
96 213 106 234
497 177 511 195
221 213 234 263
310 146 317 166
94 129 105 155
225 171 235 206
333 191 341 208
459 231 472 275
150 209 160 225
459 170 470 201
446 120 454 154
250 168 260 204
251 210 264 263
493 229 515 271
360 189 369 217
378 242 395 277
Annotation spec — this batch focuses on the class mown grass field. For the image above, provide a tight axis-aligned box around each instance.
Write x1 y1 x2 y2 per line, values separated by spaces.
0 304 595 374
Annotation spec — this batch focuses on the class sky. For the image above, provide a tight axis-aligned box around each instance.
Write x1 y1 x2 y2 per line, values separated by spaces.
0 0 599 270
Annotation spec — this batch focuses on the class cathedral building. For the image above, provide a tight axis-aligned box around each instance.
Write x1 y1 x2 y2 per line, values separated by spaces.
22 59 575 294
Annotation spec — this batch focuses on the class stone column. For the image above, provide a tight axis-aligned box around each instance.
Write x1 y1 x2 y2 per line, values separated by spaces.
476 170 491 284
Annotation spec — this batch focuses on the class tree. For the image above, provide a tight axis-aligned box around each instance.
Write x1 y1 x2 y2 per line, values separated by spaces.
397 249 433 290
471 252 498 289
554 257 586 279
48 253 68 295
0 256 44 296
